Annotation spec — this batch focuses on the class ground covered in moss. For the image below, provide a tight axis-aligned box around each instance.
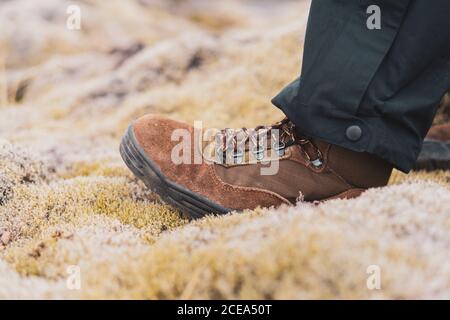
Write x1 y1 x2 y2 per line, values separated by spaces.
0 0 449 299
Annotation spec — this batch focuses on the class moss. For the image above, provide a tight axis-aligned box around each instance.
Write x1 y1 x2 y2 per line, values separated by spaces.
389 169 450 186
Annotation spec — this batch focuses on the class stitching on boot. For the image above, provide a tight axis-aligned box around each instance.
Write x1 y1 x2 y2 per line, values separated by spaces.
209 165 292 206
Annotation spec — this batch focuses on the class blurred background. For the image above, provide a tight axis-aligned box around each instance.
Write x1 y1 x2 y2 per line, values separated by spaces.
0 0 308 166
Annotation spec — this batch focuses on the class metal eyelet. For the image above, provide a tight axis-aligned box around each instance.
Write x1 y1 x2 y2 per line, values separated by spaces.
272 141 286 157
311 158 323 167
251 145 265 161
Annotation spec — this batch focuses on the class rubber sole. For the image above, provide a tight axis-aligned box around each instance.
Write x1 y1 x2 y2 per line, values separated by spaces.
414 139 450 171
120 125 230 219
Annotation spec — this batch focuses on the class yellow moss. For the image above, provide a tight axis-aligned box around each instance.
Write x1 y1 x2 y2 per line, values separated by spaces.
94 192 186 230
7 239 57 277
390 169 450 187
189 13 244 31
60 161 131 179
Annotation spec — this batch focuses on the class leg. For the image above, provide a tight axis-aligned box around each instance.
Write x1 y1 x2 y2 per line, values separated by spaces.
273 0 450 173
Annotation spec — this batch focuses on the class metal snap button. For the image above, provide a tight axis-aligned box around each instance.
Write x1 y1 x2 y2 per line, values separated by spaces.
346 125 362 141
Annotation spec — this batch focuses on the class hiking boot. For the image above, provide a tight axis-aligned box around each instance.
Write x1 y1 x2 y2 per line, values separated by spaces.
415 123 450 171
120 115 393 218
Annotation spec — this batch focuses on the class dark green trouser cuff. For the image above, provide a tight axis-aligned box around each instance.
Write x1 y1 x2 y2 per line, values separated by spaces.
272 78 420 173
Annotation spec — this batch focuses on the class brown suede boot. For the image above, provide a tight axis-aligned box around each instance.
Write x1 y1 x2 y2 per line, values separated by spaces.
120 115 393 218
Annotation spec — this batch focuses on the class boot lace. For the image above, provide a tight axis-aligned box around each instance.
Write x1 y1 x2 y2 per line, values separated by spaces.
215 118 323 167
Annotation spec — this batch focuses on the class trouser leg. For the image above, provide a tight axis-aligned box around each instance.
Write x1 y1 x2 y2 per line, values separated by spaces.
272 0 450 172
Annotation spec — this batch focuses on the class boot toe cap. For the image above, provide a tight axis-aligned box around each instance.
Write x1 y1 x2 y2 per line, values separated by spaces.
132 114 193 168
